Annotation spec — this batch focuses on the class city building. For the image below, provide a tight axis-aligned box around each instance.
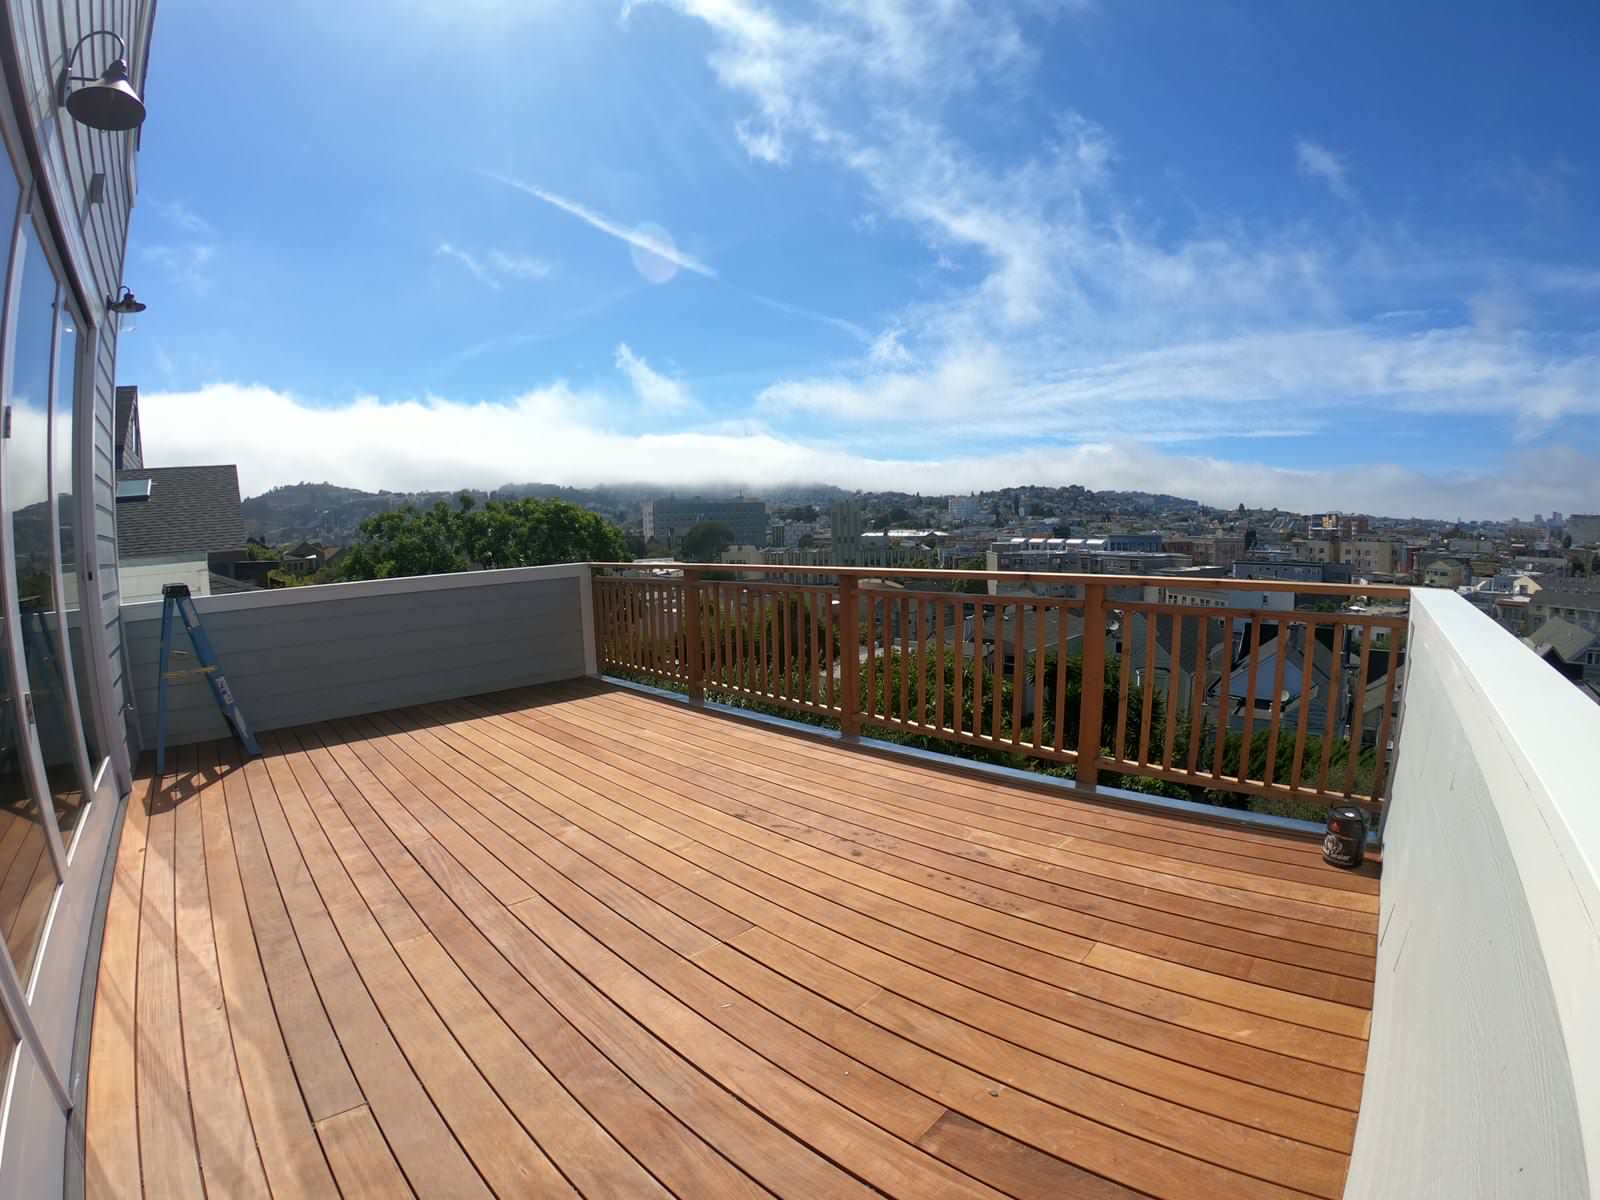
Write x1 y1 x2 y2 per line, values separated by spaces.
946 493 982 523
1232 559 1355 584
1565 513 1600 546
642 496 768 549
1527 582 1600 635
1340 536 1405 578
1309 512 1371 539
1162 534 1247 567
1423 559 1469 588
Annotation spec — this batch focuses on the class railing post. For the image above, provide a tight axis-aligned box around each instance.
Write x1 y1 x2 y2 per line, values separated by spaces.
838 575 861 739
1076 581 1106 790
683 568 704 704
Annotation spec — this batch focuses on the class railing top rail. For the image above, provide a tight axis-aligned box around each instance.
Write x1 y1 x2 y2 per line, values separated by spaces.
588 561 1411 600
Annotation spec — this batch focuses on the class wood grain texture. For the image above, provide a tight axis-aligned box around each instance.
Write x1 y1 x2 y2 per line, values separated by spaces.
88 681 1378 1199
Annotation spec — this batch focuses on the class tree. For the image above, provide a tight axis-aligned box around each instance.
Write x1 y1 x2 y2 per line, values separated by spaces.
338 496 627 580
1244 528 1258 551
624 531 648 558
797 532 817 550
1051 523 1072 538
679 520 736 563
1563 533 1573 549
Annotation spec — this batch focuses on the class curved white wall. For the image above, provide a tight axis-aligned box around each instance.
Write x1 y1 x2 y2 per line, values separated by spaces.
1346 591 1600 1199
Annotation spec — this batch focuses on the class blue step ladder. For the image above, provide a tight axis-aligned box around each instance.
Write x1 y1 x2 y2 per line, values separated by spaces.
156 583 260 773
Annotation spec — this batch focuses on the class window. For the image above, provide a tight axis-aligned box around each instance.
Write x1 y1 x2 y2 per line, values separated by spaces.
11 219 89 833
0 183 57 986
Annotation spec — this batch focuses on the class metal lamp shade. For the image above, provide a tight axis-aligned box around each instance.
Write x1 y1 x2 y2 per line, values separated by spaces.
65 58 145 132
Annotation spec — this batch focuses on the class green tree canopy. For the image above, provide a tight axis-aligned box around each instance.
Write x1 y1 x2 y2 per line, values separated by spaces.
679 520 736 563
338 496 627 580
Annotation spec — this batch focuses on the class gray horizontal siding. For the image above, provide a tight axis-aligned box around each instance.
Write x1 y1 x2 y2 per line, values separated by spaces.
122 572 588 749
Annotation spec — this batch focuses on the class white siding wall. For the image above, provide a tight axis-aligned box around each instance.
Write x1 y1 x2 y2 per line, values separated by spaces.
7 0 155 785
120 564 593 750
1345 591 1600 1199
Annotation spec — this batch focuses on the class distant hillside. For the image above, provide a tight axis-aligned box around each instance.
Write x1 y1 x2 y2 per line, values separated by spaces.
240 482 420 544
240 481 640 545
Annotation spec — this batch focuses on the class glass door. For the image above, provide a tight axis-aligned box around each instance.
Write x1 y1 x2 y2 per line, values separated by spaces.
0 180 70 1113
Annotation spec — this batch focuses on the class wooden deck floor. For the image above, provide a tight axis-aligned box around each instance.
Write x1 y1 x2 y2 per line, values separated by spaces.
85 681 1378 1200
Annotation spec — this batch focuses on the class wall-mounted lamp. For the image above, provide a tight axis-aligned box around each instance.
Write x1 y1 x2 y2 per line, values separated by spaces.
108 286 146 315
58 31 146 132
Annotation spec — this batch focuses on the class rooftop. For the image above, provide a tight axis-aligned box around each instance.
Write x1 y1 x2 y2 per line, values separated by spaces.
115 464 245 559
88 681 1376 1200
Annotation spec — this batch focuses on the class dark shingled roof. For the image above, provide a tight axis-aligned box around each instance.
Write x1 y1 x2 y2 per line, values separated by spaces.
117 465 245 559
1524 615 1600 664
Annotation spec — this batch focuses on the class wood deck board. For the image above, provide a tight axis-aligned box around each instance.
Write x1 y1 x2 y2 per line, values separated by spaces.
88 682 1376 1200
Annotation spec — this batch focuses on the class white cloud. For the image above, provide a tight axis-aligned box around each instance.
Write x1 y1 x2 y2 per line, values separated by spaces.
135 380 1600 518
485 172 717 278
435 241 497 288
142 242 216 291
436 242 552 287
487 250 552 280
615 343 693 412
1296 138 1352 200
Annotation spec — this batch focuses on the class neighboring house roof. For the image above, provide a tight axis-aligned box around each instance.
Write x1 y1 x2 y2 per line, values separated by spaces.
117 465 245 559
1533 585 1600 608
207 571 260 594
1523 616 1599 664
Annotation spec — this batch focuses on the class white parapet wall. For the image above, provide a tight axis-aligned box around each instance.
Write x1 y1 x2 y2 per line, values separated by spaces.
119 562 596 749
1345 590 1600 1199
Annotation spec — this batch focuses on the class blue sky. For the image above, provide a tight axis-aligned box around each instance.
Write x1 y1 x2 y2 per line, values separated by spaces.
125 0 1600 518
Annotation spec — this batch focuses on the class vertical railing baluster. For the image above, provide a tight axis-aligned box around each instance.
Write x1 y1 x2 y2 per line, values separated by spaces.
935 598 946 730
921 598 934 729
1010 600 1025 747
1052 601 1068 753
1187 614 1208 774
985 601 998 742
1369 626 1405 804
684 571 704 702
1076 583 1107 788
1237 617 1263 783
1162 612 1184 770
1345 624 1376 798
1137 609 1158 767
1262 618 1292 789
1212 616 1232 780
899 595 911 723
1288 618 1318 793
1032 601 1047 749
966 601 979 742
1317 623 1345 794
1113 605 1132 762
839 576 860 737
953 599 966 736
788 591 800 703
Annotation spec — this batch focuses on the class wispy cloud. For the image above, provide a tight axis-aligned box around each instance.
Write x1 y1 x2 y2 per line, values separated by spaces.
435 241 552 288
1296 138 1352 200
435 241 497 288
142 243 216 291
484 171 718 278
488 250 552 280
615 343 694 412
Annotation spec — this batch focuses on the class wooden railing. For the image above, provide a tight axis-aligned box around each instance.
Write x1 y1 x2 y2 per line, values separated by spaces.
592 564 1410 812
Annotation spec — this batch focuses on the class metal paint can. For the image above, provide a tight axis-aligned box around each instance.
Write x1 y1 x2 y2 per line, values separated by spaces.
1322 806 1367 869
